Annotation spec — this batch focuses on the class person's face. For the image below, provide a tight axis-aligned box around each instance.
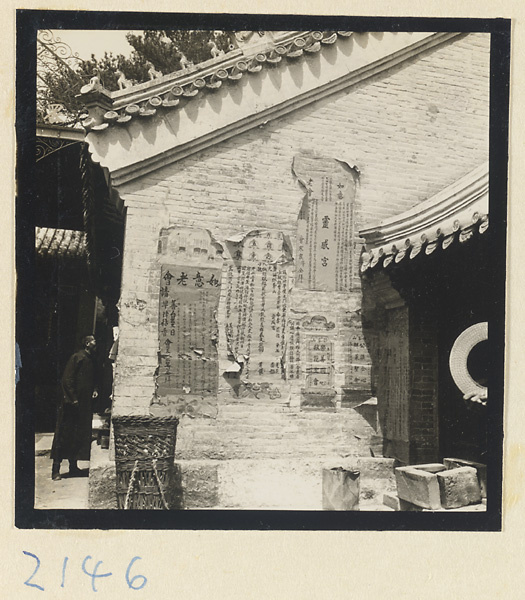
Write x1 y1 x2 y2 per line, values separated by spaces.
85 337 97 352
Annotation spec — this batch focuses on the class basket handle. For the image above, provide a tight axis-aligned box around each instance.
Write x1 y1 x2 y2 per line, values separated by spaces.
124 460 139 509
123 459 170 510
152 459 169 510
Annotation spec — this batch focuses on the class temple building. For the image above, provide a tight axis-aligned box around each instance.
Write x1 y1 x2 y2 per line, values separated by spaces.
66 30 492 508
360 165 490 465
33 125 123 430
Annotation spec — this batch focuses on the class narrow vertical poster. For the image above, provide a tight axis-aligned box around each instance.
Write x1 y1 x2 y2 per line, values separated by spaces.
340 312 372 400
293 155 359 292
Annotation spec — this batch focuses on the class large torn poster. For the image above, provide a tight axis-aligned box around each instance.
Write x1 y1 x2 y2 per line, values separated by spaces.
224 230 289 384
157 264 222 397
293 155 359 292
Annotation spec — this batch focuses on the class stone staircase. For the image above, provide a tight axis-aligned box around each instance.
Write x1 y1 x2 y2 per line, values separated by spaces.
166 397 389 509
175 398 376 461
89 397 392 510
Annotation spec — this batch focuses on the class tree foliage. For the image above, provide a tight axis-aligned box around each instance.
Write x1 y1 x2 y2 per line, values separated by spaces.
126 30 234 74
37 30 236 125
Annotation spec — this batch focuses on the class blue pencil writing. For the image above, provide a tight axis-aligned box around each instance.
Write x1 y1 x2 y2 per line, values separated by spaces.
22 551 44 592
82 556 113 592
61 556 68 588
125 557 148 591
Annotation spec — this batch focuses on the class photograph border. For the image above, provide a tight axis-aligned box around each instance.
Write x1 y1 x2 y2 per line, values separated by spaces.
15 9 509 531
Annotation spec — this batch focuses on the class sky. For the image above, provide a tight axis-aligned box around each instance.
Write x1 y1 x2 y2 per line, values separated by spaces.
48 29 140 60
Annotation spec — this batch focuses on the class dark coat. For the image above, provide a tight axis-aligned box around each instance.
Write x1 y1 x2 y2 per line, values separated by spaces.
51 349 96 461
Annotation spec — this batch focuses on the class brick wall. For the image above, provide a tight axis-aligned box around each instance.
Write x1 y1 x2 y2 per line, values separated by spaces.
408 303 440 464
120 33 489 234
112 33 489 469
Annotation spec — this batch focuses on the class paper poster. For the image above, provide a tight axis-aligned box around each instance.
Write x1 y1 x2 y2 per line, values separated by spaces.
377 307 410 441
157 264 222 397
340 312 372 391
294 155 359 292
224 230 289 383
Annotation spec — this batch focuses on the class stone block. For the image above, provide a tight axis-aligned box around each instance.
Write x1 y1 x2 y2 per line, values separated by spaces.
395 465 441 510
383 492 400 511
218 459 323 509
89 464 117 509
409 462 447 474
356 458 397 502
322 467 360 510
437 466 482 509
177 462 219 508
356 457 397 479
399 498 424 511
444 458 487 499
383 493 425 511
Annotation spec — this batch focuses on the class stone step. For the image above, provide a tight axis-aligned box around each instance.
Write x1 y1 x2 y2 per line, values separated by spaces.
179 433 364 450
182 441 366 455
216 412 296 422
214 413 367 427
176 440 373 461
219 404 357 417
175 403 377 462
89 447 396 510
178 457 395 509
185 424 371 438
220 402 287 409
179 427 369 445
213 415 359 426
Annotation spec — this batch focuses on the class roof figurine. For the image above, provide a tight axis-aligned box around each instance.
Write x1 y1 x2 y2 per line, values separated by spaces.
147 61 163 80
80 70 102 94
177 49 193 70
207 39 224 59
78 31 356 132
115 70 133 90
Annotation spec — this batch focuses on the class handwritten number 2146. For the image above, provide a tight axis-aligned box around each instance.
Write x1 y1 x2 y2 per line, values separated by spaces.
23 551 147 592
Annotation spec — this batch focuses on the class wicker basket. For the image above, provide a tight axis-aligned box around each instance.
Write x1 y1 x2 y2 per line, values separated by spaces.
112 415 179 510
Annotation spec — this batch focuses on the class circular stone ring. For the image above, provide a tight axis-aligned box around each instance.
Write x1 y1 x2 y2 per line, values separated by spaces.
449 322 488 398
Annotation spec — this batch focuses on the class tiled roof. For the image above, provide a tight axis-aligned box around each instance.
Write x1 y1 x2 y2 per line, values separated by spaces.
359 165 489 272
80 31 354 132
35 227 86 259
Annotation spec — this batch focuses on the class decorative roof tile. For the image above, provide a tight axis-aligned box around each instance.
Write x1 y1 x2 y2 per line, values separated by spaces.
359 165 489 273
80 31 354 132
35 227 86 259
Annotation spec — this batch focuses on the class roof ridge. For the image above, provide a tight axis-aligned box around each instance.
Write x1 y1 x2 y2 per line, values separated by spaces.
80 31 353 132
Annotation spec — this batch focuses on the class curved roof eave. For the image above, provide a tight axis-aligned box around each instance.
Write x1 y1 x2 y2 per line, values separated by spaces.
359 164 489 273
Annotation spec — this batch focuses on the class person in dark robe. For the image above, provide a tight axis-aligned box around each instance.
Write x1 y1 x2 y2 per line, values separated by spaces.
51 335 98 480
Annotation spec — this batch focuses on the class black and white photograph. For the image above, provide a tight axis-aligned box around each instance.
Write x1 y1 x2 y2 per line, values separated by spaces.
16 12 508 529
